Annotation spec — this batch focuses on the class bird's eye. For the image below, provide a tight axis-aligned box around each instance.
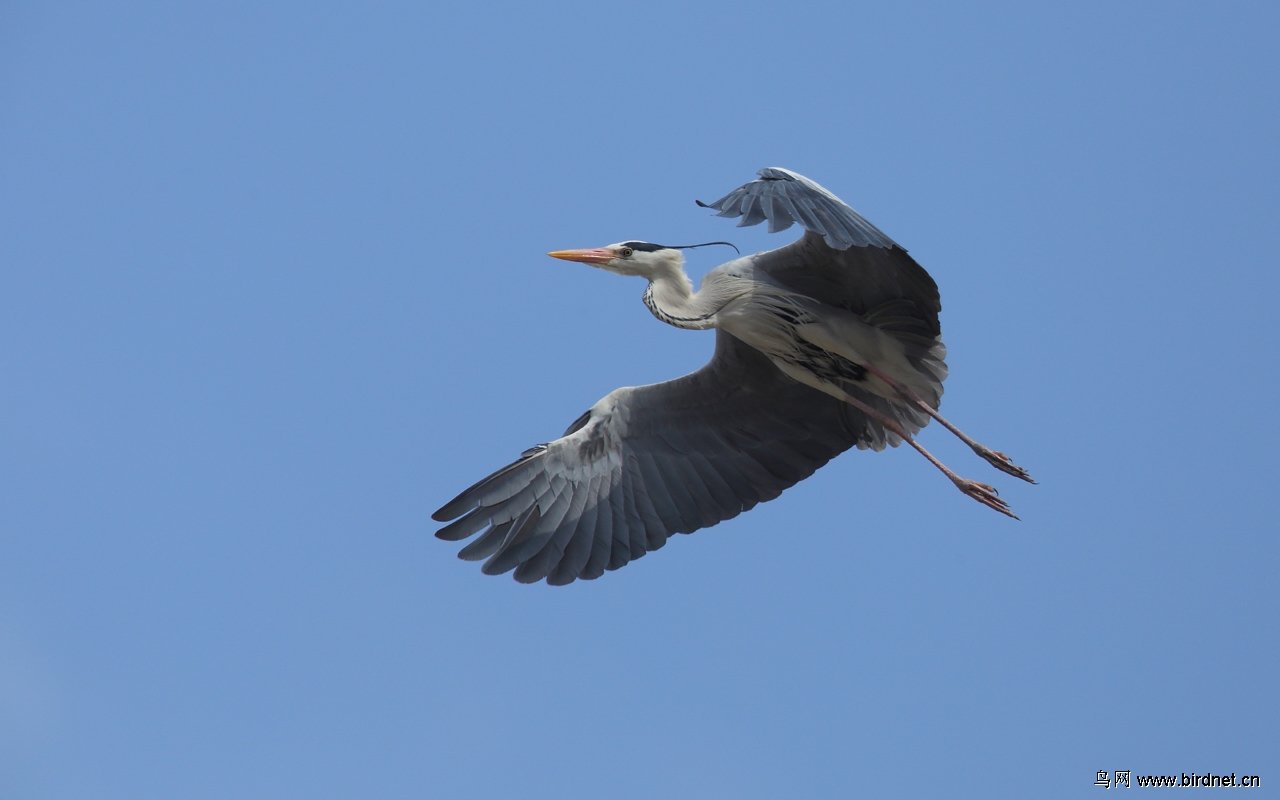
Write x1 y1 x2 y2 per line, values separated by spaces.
619 247 633 257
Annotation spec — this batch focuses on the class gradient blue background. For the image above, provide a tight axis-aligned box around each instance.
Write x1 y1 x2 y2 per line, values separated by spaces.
2 2 1277 797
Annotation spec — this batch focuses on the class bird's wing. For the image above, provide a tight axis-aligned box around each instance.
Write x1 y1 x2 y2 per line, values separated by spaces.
706 168 944 391
434 331 875 585
754 230 942 340
698 167 897 250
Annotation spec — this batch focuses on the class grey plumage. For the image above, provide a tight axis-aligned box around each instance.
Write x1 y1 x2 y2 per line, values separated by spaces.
697 167 897 250
434 167 1032 585
436 332 870 585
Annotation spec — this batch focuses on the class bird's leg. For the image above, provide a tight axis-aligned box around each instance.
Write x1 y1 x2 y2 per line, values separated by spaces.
832 389 1018 519
860 363 1035 484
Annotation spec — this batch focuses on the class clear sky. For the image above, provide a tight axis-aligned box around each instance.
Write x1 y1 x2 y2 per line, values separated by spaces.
2 1 1277 797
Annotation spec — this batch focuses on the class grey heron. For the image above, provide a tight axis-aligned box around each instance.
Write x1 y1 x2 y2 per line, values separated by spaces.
434 168 1033 584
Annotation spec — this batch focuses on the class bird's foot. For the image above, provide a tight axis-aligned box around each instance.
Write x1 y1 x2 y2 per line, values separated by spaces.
954 478 1019 519
974 447 1036 484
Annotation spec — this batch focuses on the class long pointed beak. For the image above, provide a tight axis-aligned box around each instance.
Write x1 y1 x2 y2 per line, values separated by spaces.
547 248 616 265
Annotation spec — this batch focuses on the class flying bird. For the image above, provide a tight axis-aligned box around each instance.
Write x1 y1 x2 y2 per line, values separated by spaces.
434 168 1033 584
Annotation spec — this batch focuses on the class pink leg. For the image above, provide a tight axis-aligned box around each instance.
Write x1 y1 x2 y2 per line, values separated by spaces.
834 387 1018 519
861 363 1035 484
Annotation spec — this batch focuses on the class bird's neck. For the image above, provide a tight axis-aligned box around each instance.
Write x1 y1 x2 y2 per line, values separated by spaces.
642 260 717 330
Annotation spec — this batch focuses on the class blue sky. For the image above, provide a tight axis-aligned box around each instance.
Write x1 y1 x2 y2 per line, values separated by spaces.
1 1 1277 797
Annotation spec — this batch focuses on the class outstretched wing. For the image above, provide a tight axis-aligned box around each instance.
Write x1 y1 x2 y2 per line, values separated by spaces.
434 331 876 585
697 167 897 250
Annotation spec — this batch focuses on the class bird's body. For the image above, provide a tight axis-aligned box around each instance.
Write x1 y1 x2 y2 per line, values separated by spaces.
434 168 1032 584
635 243 941 418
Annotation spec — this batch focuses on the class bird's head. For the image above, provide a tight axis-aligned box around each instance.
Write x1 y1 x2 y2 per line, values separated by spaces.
547 241 682 278
547 240 739 278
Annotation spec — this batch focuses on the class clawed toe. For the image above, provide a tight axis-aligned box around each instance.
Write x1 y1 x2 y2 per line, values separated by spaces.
955 478 1019 519
977 448 1036 484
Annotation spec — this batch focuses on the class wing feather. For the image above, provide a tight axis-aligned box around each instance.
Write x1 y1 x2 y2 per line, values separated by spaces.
648 451 710 531
579 471 616 581
623 454 669 553
664 452 723 528
457 519 513 562
631 450 688 534
547 475 604 585
698 167 897 250
683 451 744 518
481 503 543 576
606 472 634 572
503 492 575 581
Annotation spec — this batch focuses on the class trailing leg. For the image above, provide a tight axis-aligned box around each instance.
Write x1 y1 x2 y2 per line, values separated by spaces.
861 362 1035 484
834 389 1018 519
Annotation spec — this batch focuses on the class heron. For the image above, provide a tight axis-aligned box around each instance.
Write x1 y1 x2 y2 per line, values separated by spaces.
434 168 1033 585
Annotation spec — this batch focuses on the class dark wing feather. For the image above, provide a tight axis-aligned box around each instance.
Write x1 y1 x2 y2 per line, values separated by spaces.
697 167 897 250
757 230 941 339
433 331 877 585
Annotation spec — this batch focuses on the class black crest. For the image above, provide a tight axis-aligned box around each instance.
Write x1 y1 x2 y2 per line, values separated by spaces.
620 241 740 254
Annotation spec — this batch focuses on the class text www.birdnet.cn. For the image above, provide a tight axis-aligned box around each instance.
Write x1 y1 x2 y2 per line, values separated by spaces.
1094 771 1260 788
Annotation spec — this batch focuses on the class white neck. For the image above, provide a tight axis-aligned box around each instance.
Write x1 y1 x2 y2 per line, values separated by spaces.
639 253 726 330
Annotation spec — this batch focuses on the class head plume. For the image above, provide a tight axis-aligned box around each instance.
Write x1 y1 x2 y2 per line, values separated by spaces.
619 240 740 255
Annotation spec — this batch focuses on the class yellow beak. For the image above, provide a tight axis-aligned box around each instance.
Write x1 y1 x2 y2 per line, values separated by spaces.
547 248 616 265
